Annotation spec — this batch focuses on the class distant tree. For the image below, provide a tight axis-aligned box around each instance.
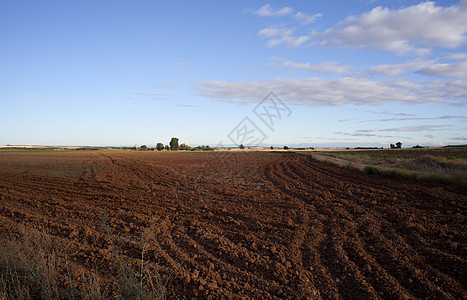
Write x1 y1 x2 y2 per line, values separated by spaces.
270 146 274 149
283 145 289 150
239 144 245 149
165 145 170 151
140 145 148 151
131 145 137 151
390 143 396 149
179 143 192 150
169 137 179 151
156 143 164 151
191 145 213 151
396 142 402 148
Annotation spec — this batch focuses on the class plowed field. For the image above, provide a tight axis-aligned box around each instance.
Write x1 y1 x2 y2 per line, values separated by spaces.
0 151 465 299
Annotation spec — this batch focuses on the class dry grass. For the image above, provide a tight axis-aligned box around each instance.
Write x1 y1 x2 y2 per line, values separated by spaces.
309 151 467 186
0 221 167 300
0 226 65 300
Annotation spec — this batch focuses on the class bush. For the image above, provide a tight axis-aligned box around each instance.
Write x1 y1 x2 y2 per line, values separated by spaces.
191 145 213 151
364 165 379 175
179 143 192 151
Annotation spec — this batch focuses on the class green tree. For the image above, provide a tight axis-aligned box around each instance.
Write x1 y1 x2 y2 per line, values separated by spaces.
390 144 396 149
396 142 402 148
140 145 148 151
270 146 274 149
283 145 289 150
165 145 170 151
170 137 179 151
179 143 192 150
239 144 245 149
156 143 164 151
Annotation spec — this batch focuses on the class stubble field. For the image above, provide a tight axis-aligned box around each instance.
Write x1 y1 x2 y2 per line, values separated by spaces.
0 150 465 299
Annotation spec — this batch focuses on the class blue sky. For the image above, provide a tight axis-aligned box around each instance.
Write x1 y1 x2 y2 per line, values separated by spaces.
1 0 466 147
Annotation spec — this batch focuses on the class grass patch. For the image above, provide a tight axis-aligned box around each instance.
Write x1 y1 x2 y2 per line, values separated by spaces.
309 150 467 186
0 226 71 300
0 221 167 299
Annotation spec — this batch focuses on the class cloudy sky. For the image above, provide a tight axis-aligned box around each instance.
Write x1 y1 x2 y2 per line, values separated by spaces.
1 0 466 147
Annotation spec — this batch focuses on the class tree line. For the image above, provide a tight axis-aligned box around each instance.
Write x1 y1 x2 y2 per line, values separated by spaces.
132 137 214 151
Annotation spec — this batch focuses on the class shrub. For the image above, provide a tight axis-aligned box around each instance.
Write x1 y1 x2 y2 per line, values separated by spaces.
179 143 192 151
364 165 379 175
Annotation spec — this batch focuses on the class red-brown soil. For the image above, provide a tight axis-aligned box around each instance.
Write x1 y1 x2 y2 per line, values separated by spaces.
0 151 465 299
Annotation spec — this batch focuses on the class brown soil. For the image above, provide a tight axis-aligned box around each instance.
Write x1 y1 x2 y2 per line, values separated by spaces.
0 151 465 299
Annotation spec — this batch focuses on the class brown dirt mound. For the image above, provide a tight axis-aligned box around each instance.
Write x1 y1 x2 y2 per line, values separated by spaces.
0 151 465 299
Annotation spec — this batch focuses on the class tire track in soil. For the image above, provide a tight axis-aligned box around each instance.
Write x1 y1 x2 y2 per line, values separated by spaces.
261 157 341 298
298 155 465 298
269 153 466 299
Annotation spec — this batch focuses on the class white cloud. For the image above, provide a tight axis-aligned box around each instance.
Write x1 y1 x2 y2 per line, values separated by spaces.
194 77 467 106
370 60 434 75
418 60 467 77
264 60 350 74
444 52 467 60
312 1 467 55
293 12 322 25
370 59 467 77
254 4 322 46
254 4 322 24
153 83 177 89
363 115 467 122
257 27 293 38
364 110 415 117
356 125 450 133
253 2 467 55
333 131 413 139
267 35 310 47
258 27 310 47
175 104 198 108
255 4 293 17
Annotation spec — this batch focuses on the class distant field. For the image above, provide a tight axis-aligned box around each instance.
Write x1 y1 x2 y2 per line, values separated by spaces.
0 150 465 298
308 147 467 186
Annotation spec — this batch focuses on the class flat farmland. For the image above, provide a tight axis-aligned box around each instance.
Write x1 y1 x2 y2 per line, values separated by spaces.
0 150 465 299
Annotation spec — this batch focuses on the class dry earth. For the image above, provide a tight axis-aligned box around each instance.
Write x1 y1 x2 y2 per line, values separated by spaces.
0 151 465 299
